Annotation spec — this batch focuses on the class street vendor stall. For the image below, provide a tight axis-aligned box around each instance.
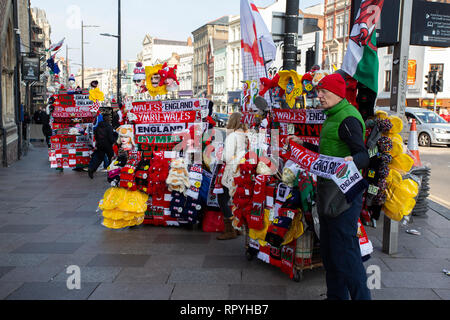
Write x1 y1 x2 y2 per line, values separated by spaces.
48 92 95 170
97 62 216 230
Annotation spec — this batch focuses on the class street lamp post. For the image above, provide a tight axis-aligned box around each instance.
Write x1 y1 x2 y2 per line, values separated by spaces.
99 0 122 106
81 21 100 89
66 45 79 85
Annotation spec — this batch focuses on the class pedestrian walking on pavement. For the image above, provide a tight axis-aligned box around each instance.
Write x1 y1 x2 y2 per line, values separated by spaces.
88 114 115 179
40 108 52 148
216 112 248 240
288 73 371 300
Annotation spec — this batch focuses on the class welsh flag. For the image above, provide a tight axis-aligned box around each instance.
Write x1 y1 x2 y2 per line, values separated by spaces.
47 38 65 52
341 0 385 93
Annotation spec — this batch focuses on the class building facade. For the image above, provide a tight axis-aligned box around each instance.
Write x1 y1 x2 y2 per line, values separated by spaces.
192 16 229 98
30 7 51 112
322 0 350 72
178 52 194 98
137 35 193 67
377 45 450 111
213 43 227 113
1 0 33 166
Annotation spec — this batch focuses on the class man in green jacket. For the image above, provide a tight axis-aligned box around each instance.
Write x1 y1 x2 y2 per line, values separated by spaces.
290 73 371 300
317 73 371 300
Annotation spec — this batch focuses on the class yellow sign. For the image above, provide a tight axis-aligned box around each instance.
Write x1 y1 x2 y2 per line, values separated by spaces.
407 60 416 86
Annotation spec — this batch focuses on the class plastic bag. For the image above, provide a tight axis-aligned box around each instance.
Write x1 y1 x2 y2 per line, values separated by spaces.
202 210 224 233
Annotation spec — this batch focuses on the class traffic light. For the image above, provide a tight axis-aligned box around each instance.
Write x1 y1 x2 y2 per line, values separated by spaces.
296 49 301 66
424 71 436 94
434 73 443 93
305 48 316 73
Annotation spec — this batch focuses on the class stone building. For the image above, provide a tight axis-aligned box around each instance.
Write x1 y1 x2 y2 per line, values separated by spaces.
192 16 229 98
322 0 351 72
1 0 33 166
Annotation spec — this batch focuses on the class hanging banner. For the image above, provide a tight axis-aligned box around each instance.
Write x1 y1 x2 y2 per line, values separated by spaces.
136 135 183 145
273 109 326 124
135 123 187 136
133 110 198 124
132 99 209 113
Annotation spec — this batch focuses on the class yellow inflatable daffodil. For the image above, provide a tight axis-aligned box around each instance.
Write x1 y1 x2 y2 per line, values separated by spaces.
383 175 419 221
388 116 403 134
278 70 303 108
389 153 414 174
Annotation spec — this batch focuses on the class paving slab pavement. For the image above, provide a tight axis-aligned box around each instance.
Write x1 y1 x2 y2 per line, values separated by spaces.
0 143 448 300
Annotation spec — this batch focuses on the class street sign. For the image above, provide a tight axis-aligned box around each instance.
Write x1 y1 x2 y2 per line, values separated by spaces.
22 56 40 82
410 0 450 47
271 12 304 43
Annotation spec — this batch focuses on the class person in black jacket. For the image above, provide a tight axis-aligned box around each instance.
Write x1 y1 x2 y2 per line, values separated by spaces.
40 110 52 148
88 114 115 179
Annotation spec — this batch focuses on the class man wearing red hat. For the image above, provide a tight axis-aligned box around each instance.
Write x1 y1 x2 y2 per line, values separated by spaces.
289 73 370 300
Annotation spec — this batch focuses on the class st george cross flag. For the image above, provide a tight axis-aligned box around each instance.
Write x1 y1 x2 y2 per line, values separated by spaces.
47 38 65 52
341 0 385 93
240 0 276 104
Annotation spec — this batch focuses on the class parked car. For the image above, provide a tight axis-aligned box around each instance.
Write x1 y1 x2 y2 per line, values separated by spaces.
376 106 450 147
405 108 450 147
212 113 229 128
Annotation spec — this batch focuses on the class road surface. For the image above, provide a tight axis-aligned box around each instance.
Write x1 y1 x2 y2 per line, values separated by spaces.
419 146 450 208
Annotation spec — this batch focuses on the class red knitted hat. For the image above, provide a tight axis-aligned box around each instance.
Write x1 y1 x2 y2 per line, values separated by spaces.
317 73 347 99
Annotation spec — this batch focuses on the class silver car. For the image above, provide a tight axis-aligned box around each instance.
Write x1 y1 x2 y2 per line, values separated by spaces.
375 107 450 147
405 107 450 147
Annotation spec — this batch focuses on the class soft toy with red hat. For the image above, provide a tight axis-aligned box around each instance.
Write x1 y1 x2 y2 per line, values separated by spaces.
301 72 316 99
158 63 179 92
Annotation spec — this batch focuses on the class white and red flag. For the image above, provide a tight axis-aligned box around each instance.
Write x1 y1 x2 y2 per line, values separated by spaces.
47 38 65 52
240 0 276 109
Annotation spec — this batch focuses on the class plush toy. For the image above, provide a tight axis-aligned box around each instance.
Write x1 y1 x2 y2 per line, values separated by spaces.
301 72 317 99
312 69 330 86
117 125 136 152
133 62 148 94
158 63 180 92
145 64 167 97
259 73 285 98
68 74 76 91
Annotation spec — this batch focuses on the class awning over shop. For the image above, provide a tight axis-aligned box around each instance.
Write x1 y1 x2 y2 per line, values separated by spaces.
228 91 241 104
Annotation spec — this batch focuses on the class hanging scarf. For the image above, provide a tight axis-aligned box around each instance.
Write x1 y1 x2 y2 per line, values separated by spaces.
289 140 367 203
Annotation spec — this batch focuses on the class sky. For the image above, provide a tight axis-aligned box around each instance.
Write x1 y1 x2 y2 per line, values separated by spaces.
31 0 323 75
